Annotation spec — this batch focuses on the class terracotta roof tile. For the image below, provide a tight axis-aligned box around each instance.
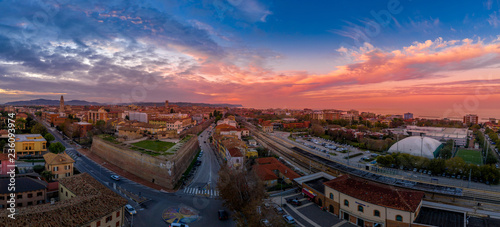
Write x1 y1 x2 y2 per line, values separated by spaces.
324 175 424 212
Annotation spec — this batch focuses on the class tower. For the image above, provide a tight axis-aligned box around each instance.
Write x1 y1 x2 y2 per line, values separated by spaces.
165 100 169 108
59 95 65 113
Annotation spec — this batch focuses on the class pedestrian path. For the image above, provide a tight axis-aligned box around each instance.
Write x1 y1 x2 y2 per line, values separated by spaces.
182 187 219 198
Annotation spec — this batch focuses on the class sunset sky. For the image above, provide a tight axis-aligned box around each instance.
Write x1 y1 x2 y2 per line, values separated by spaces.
1 0 500 118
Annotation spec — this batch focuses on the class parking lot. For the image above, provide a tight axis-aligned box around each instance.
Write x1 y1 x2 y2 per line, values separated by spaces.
269 194 356 227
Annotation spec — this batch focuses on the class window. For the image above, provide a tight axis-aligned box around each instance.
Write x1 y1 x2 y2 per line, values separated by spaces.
27 202 33 206
96 221 101 227
17 194 22 199
37 192 43 197
116 222 120 227
65 192 68 197
106 216 112 223
344 200 349 207
28 193 33 198
330 193 333 199
116 211 120 218
358 205 364 212
54 174 58 179
53 166 58 171
17 203 22 207
396 215 403 222
0 196 4 200
374 210 380 217
60 188 63 193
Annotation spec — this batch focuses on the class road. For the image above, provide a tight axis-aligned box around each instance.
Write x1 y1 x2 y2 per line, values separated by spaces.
181 125 221 197
33 117 234 227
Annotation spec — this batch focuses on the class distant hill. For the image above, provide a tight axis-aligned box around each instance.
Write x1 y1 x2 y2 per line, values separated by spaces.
3 99 243 108
4 99 101 106
124 102 243 108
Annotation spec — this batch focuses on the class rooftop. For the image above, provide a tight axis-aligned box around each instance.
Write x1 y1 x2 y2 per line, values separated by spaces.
15 134 46 142
0 173 127 226
324 175 424 212
0 176 47 194
256 157 301 180
43 152 74 165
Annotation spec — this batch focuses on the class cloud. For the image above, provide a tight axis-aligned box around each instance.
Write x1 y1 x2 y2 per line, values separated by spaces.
488 11 500 27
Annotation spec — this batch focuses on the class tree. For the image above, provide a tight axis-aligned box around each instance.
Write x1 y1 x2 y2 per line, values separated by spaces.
310 124 325 137
31 122 48 136
33 165 45 174
49 142 65 154
217 165 267 226
125 115 129 120
35 111 42 117
44 133 55 143
41 170 54 181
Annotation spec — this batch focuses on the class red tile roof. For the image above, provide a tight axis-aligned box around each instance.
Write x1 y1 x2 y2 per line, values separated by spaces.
228 148 243 157
256 157 300 180
324 175 424 212
254 165 278 181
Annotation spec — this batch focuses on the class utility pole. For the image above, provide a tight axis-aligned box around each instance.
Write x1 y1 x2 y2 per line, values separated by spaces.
468 168 472 188
420 135 424 157
396 134 399 152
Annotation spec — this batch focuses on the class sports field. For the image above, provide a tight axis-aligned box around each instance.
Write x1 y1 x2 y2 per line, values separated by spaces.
455 149 482 165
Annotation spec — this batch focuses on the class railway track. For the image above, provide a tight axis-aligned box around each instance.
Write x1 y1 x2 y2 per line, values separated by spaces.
244 122 500 206
253 130 321 173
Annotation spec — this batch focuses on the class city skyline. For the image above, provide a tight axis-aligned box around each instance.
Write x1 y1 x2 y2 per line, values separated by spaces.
1 0 500 118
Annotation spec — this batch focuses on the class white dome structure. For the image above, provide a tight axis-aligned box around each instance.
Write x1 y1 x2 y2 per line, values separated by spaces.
388 136 443 159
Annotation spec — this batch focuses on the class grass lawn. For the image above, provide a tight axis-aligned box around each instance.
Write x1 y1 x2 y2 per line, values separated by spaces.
132 140 175 152
455 149 482 165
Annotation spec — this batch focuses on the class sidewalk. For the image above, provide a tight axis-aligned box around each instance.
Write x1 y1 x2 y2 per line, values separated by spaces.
78 148 176 193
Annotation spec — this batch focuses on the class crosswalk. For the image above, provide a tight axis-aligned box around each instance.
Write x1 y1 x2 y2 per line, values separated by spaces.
183 187 220 198
65 149 80 160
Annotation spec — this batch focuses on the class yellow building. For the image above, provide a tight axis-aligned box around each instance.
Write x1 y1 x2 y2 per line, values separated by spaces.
14 134 47 157
43 151 75 180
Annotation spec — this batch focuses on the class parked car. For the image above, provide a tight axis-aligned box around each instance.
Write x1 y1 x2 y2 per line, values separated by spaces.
125 204 137 215
110 175 120 181
283 215 296 224
261 219 271 226
218 210 228 220
273 205 284 214
169 223 189 227
286 198 302 206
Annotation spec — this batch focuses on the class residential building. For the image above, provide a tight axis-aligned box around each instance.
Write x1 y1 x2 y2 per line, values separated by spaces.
347 109 359 116
72 122 93 138
0 176 47 208
404 113 414 120
0 173 127 226
463 114 479 125
217 117 237 127
262 122 273 133
43 151 75 180
14 134 47 157
118 126 143 140
324 175 424 227
88 107 109 123
283 121 310 129
0 153 13 175
129 112 148 123
254 157 301 187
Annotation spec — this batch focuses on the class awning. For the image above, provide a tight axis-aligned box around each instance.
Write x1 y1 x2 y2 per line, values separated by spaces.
302 188 316 199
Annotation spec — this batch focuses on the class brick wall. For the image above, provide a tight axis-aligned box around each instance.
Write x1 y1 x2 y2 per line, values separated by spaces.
90 136 199 189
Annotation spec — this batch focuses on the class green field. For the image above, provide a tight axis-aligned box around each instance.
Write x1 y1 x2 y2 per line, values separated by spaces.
132 140 175 152
455 149 483 165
